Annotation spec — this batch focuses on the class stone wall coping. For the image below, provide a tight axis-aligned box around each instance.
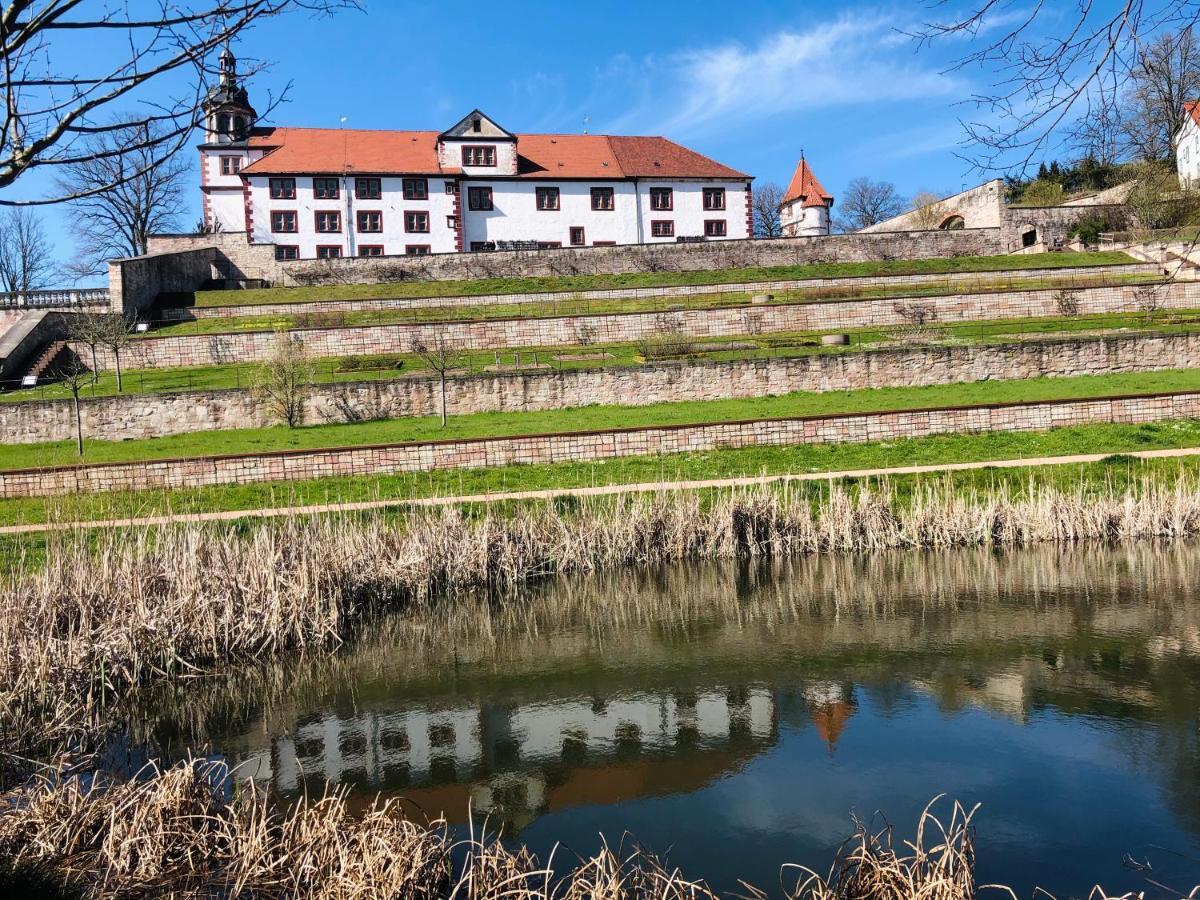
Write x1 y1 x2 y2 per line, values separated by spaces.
168 260 1155 316
7 386 1194 478
137 278 1176 344
5 327 1192 412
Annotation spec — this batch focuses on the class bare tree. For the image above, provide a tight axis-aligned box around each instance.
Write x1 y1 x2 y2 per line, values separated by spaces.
54 351 91 457
907 191 950 230
58 122 190 276
95 313 133 393
66 312 105 382
253 329 314 427
1122 28 1200 162
411 332 466 428
915 3 1200 171
1 1 360 201
892 301 940 341
835 178 905 231
750 182 784 237
0 207 55 292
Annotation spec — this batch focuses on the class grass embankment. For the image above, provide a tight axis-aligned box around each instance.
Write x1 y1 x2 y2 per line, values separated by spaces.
3 418 1200 530
5 368 1200 473
154 271 1160 338
8 306 1200 405
187 250 1137 307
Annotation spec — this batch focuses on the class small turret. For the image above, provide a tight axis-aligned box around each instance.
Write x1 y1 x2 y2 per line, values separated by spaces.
202 44 256 144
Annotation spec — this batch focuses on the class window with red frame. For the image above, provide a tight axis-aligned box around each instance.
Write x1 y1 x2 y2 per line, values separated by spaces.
313 177 339 199
220 156 241 175
649 188 673 211
355 177 381 199
650 220 674 237
316 245 342 258
569 226 586 246
269 177 295 199
467 186 493 211
357 211 383 233
270 211 297 233
446 215 457 230
404 211 430 233
536 187 560 211
274 245 300 260
406 245 431 255
358 245 385 257
315 211 341 233
403 178 428 200
704 219 727 237
591 187 614 211
461 145 496 166
703 187 726 210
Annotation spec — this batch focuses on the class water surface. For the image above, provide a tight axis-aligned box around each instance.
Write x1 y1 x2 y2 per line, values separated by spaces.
140 545 1200 897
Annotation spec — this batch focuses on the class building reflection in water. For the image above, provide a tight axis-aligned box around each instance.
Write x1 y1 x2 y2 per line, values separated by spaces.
226 686 786 829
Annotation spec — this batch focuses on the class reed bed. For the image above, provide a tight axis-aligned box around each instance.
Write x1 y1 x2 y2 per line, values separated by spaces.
0 761 1156 900
8 476 1200 775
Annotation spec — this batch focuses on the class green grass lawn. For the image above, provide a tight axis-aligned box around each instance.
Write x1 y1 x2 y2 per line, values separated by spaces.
186 251 1138 308
2 419 1199 532
155 269 1159 338
7 368 1200 472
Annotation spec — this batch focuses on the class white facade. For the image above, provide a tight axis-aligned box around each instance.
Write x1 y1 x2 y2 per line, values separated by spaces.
199 73 753 260
1177 107 1200 188
779 200 830 237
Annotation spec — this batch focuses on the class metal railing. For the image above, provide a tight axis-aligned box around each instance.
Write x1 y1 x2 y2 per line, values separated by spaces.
0 288 110 309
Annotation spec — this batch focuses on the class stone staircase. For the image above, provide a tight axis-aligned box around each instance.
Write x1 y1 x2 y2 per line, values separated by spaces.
20 340 68 386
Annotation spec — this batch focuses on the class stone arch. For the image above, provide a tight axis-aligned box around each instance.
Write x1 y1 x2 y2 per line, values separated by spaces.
938 213 966 230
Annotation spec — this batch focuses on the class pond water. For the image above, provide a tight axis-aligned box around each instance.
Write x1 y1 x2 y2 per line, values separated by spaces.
136 544 1200 897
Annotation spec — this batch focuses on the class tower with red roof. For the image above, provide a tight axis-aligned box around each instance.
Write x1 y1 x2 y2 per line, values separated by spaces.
779 154 834 237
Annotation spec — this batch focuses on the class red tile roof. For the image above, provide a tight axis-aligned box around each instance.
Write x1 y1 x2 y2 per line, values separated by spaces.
240 127 749 180
1186 100 1200 129
783 157 833 208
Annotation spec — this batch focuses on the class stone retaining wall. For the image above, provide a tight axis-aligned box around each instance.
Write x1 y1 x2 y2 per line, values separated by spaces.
90 280 1200 370
8 330 1200 444
147 228 1002 290
2 390 1196 499
161 262 1159 321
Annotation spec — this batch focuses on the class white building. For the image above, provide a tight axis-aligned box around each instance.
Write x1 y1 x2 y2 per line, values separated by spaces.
200 50 754 259
778 155 833 237
1176 101 1200 188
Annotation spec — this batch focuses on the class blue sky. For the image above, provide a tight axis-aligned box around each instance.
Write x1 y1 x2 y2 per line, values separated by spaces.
4 1 1056 273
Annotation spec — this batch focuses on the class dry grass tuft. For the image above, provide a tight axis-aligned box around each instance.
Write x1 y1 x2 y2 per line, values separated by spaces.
784 796 977 900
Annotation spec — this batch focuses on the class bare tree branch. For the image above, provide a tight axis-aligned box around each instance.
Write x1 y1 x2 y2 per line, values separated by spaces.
914 1 1200 172
750 182 784 238
0 0 361 200
835 177 906 232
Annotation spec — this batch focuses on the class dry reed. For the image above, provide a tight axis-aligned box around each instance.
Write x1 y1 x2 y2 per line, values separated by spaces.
0 763 1180 900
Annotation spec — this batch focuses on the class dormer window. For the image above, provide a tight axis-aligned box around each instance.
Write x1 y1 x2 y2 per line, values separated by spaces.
472 117 482 133
462 145 496 167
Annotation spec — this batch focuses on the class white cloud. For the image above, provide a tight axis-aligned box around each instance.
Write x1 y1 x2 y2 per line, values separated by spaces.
599 12 966 139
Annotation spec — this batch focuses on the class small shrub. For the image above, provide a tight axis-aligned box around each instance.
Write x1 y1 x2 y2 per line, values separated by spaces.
1054 289 1081 317
335 354 405 373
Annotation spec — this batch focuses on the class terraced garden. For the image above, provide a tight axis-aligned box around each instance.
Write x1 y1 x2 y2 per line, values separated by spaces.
5 367 1200 471
6 306 1200 405
185 250 1140 308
